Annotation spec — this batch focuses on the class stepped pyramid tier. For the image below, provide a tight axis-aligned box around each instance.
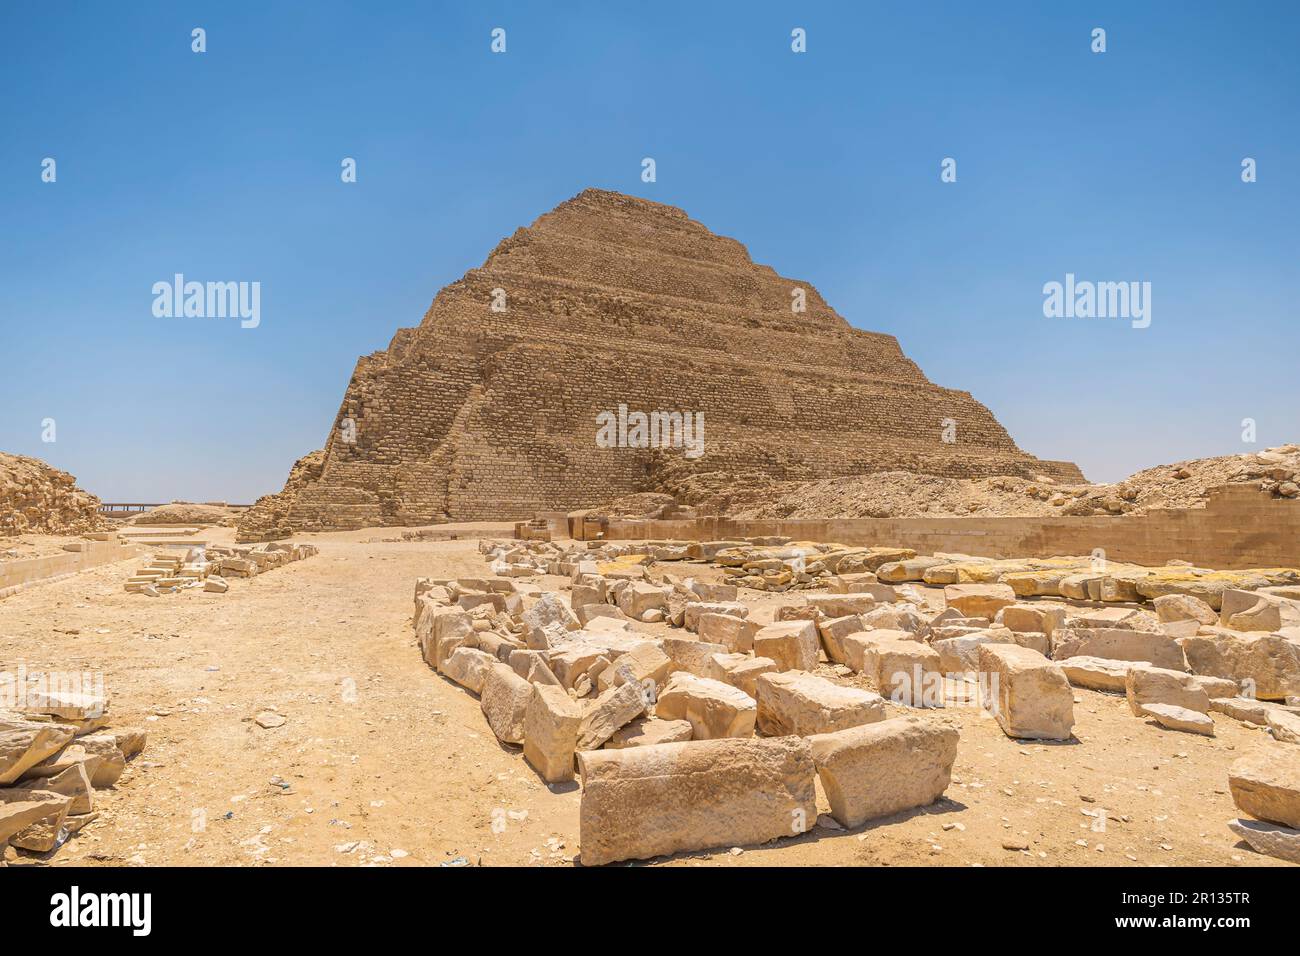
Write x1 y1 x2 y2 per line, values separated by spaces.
238 189 1082 538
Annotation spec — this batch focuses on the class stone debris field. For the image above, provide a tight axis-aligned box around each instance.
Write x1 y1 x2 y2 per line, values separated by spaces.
413 534 1300 866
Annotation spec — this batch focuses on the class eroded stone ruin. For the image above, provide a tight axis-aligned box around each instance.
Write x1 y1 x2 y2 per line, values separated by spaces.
240 189 1079 539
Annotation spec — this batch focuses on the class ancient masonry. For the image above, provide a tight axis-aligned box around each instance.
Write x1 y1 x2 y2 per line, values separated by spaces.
245 189 1081 535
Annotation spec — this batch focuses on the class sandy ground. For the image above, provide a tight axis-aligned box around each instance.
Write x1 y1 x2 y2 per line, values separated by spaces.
0 526 1288 868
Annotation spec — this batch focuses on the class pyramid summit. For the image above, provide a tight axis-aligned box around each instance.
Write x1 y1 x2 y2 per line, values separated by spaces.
240 188 1081 536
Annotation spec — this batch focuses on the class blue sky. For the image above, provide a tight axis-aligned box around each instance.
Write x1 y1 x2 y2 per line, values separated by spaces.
1 1 1296 501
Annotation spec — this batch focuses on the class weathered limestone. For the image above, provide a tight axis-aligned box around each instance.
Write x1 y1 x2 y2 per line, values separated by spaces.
605 717 693 749
809 718 959 828
1142 703 1215 735
1058 656 1143 692
577 736 817 866
1181 631 1300 701
1125 666 1211 716
929 628 1014 673
841 629 920 673
805 593 877 618
1 715 76 786
616 582 668 621
1154 593 1217 626
697 612 758 653
1268 709 1300 744
754 671 886 737
1227 818 1300 864
509 648 562 687
1228 753 1300 828
661 637 729 678
1211 696 1300 725
576 681 647 751
997 602 1067 639
480 664 536 744
817 615 866 665
752 620 820 672
858 639 943 707
684 601 748 632
706 653 780 697
523 685 583 783
597 643 672 694
978 644 1075 741
442 646 497 694
943 583 1016 620
1051 627 1186 670
655 673 757 740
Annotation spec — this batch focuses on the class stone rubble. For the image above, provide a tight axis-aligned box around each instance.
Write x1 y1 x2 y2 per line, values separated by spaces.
0 674 145 861
403 531 1300 864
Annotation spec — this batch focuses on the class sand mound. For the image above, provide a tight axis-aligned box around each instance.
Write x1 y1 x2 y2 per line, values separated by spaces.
0 452 106 535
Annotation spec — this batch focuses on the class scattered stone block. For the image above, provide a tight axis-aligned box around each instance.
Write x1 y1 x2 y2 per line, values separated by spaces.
697 612 759 653
997 602 1067 639
655 673 757 740
1182 631 1300 701
805 593 877 618
480 664 535 745
859 639 943 707
752 620 820 672
1227 818 1300 864
1051 627 1186 670
443 647 497 694
1142 703 1215 735
1 717 76 786
1154 593 1217 626
577 681 647 751
605 717 693 749
523 685 583 783
943 583 1016 619
1058 656 1143 692
576 736 816 866
809 717 959 828
978 644 1075 741
707 653 780 697
1126 665 1211 716
1229 753 1300 828
755 671 886 736
661 637 729 678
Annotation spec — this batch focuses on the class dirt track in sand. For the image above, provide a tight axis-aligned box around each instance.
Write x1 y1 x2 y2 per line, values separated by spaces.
0 526 1288 868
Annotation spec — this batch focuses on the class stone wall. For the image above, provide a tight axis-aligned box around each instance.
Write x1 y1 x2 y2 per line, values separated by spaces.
587 485 1300 570
261 189 1082 533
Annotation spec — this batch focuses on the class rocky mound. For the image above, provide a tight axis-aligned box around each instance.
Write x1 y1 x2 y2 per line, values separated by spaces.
235 450 326 542
130 502 237 526
593 445 1300 520
0 453 105 536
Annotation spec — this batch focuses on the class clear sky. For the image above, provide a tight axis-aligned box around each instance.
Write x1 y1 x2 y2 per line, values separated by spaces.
2 1 1297 502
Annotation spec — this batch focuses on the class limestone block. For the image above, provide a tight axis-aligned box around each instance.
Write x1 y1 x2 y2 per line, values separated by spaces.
684 601 749 632
752 620 820 672
661 637 730 678
480 664 536 745
1154 593 1217 626
655 672 757 740
805 593 876 618
1142 703 1215 735
706 653 780 697
943 583 1016 619
859 639 944 707
0 716 76 785
996 602 1067 639
1182 631 1300 701
523 684 583 783
577 681 647 751
605 717 693 749
978 644 1075 741
435 645 494 693
809 718 959 828
1126 665 1211 716
1051 627 1186 670
817 615 865 664
1227 818 1300 864
577 736 816 866
755 671 886 736
697 612 759 653
1229 752 1300 827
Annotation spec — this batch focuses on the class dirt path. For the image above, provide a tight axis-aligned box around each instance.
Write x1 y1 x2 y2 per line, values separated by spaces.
0 530 1286 867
